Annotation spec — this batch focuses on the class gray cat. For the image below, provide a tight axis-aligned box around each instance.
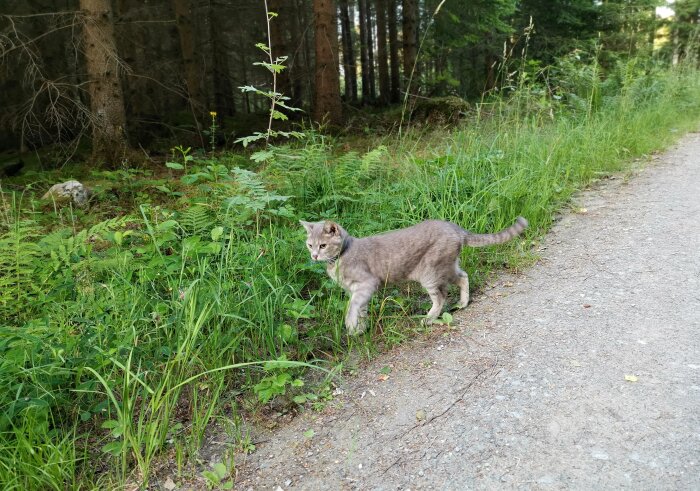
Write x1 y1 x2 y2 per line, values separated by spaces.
300 217 528 335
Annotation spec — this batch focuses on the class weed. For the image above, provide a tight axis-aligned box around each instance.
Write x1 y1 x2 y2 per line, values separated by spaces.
201 462 233 490
209 112 219 154
234 1 303 150
252 356 305 404
167 145 194 172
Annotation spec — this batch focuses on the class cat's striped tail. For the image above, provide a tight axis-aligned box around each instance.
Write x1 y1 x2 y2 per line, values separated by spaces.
461 217 528 247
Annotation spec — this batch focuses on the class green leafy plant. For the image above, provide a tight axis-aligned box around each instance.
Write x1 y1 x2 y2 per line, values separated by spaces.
202 462 233 490
222 167 293 228
209 111 219 153
0 210 42 322
293 383 335 409
166 145 194 171
253 356 304 404
234 2 304 150
181 163 232 185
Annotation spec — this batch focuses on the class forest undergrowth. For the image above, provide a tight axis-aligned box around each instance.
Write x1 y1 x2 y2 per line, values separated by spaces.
1 57 700 489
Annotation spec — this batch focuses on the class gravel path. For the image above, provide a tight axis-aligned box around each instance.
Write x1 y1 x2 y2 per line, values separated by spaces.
232 132 700 490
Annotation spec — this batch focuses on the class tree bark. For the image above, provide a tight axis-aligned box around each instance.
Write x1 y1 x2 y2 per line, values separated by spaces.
80 0 128 163
366 0 376 100
484 48 496 92
402 0 418 93
289 0 306 108
172 0 204 125
297 0 315 108
208 1 235 117
375 0 389 104
313 0 342 125
269 0 293 103
239 31 251 114
387 0 400 102
358 0 371 102
339 0 358 103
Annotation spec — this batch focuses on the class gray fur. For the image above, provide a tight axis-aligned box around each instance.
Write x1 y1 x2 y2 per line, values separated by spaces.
300 217 528 335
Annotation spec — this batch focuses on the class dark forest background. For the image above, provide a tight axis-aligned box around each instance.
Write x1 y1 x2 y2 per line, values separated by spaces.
1 0 698 165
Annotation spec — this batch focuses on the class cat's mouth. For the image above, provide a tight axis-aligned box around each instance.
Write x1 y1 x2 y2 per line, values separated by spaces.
311 255 334 263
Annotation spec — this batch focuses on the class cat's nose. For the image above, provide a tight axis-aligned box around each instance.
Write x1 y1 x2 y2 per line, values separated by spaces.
311 253 318 260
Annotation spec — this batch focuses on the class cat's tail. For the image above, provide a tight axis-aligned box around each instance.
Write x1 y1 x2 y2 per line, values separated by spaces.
461 217 528 247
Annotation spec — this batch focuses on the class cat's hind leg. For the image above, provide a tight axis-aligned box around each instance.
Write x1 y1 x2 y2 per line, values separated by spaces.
422 283 448 324
345 281 377 335
455 267 470 309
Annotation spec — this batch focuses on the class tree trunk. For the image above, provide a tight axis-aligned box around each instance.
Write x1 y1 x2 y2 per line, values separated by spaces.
313 0 342 125
289 0 306 108
366 0 376 100
387 0 400 102
484 49 496 92
375 0 389 104
402 0 418 93
208 1 235 117
172 0 204 126
298 0 315 109
339 0 358 103
358 0 371 102
269 0 293 103
80 0 128 163
239 31 251 114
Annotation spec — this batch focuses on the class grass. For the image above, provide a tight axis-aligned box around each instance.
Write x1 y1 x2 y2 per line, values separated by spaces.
1 58 699 489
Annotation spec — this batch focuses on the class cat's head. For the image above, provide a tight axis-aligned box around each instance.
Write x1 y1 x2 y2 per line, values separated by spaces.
300 220 345 261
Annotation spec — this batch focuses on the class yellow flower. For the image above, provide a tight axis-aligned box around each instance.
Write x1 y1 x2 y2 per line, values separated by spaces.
210 111 217 117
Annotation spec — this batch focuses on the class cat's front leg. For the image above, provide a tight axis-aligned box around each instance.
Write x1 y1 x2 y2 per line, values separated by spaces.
345 281 377 335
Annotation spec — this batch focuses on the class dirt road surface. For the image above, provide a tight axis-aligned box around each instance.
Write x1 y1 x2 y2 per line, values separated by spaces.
231 132 700 490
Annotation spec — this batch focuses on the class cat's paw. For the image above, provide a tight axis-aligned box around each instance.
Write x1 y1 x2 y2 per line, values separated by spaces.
455 300 469 310
346 317 368 336
347 325 364 336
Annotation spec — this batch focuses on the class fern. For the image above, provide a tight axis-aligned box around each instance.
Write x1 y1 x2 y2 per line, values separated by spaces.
221 168 293 225
301 148 388 214
179 205 214 236
81 252 134 273
39 230 79 273
0 216 43 324
263 144 389 216
37 215 135 271
86 215 134 238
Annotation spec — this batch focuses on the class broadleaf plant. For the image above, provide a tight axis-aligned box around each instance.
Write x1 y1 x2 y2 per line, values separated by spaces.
234 2 304 154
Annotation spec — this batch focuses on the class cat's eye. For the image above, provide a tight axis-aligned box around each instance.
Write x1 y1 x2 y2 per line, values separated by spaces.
319 244 327 249
306 243 312 248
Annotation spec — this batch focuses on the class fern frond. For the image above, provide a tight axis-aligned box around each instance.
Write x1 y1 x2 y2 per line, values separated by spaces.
179 206 214 236
0 218 43 323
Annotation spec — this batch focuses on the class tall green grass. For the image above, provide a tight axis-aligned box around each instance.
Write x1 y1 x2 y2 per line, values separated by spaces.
1 60 699 488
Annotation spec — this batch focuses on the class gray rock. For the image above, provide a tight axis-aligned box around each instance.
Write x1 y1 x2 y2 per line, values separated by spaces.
42 180 90 206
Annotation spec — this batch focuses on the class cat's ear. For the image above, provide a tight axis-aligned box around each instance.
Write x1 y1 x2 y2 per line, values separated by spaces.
323 221 340 236
299 220 315 234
